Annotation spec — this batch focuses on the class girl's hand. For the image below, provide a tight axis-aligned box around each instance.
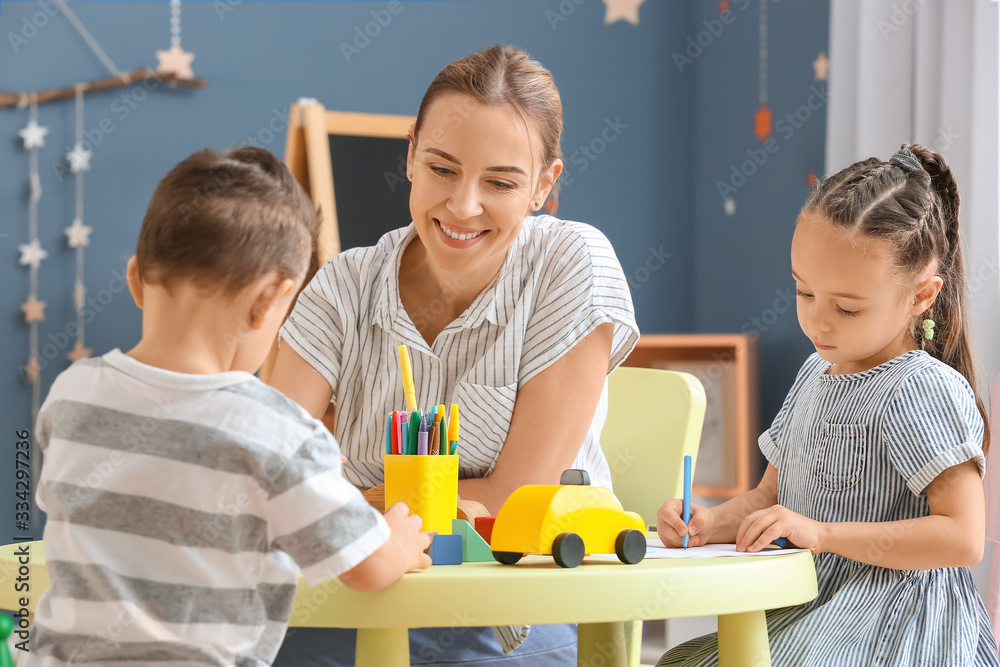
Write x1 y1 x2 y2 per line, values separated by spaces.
657 499 714 548
736 504 824 553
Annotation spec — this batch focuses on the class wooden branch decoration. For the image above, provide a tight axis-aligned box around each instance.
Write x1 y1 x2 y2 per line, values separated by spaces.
0 68 206 109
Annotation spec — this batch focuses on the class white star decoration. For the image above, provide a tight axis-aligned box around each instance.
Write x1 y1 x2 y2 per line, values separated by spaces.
65 217 93 248
18 239 47 269
156 44 196 80
603 0 645 25
724 197 736 216
67 143 92 173
19 119 48 150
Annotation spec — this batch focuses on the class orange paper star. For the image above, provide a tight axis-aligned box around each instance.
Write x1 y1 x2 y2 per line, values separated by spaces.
67 341 93 363
754 104 773 142
156 44 196 80
720 0 730 11
24 356 40 384
807 171 818 188
21 295 46 323
813 52 829 81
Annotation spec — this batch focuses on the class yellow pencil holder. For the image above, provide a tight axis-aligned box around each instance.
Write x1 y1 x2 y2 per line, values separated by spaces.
384 455 459 535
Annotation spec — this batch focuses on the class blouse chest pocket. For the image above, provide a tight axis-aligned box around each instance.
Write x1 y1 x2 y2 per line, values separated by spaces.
812 423 867 491
453 381 518 478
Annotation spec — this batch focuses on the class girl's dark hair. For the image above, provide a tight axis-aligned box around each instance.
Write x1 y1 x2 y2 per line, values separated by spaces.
803 143 989 450
413 43 563 211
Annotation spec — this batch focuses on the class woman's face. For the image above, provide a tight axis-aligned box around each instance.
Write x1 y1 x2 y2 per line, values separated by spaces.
407 93 560 280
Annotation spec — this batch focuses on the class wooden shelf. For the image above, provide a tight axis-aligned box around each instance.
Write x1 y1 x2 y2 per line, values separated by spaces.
622 334 759 498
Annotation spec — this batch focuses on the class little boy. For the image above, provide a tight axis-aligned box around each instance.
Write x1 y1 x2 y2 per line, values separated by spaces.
27 147 431 666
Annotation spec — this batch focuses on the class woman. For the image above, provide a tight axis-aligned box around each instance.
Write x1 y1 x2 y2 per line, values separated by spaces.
269 43 639 666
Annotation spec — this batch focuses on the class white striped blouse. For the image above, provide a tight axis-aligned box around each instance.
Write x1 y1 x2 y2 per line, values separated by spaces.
279 215 640 492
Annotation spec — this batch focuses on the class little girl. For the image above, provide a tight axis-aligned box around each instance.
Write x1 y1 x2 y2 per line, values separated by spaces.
657 145 999 666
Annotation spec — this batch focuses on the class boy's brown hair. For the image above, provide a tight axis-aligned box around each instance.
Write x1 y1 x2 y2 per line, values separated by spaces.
136 147 318 295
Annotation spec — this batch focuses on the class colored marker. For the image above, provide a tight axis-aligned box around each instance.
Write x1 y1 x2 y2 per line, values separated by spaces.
398 345 417 412
408 410 422 455
417 414 429 455
385 413 393 455
429 420 440 455
448 404 459 455
773 538 789 548
402 423 409 455
683 455 692 549
393 411 405 455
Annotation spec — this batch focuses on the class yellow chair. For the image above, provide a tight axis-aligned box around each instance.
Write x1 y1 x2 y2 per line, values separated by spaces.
602 366 707 667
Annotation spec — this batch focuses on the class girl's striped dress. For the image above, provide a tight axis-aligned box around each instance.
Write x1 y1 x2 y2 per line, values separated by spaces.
659 350 1000 667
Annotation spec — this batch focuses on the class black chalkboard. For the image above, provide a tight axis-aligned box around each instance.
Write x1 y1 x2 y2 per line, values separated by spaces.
328 134 412 251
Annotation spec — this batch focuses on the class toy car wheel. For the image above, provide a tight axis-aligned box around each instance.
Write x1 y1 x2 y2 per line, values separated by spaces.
552 532 585 568
615 529 646 564
492 551 523 565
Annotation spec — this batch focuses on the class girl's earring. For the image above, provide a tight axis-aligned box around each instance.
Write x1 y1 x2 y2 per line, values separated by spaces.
922 318 935 341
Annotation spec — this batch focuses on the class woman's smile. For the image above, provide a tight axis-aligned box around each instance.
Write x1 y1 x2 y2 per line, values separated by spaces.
434 218 489 245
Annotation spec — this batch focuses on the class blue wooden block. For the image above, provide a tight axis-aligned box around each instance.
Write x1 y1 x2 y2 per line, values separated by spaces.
428 533 463 565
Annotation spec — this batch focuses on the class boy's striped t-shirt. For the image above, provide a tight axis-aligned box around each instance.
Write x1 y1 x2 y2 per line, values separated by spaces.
26 349 390 667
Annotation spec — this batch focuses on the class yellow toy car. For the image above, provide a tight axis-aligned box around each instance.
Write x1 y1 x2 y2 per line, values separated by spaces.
490 470 646 568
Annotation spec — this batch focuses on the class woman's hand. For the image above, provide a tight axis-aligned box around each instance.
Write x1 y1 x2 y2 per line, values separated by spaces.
736 504 824 553
657 499 714 548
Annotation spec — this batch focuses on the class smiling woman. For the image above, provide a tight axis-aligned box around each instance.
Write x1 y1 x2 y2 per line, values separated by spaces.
266 44 639 666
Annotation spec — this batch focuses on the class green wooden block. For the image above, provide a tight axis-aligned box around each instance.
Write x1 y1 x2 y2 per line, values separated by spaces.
452 519 494 562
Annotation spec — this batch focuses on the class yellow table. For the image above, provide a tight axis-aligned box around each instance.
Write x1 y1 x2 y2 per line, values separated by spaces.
0 541 816 667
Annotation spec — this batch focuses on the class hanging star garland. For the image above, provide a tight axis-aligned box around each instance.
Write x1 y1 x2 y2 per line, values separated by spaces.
18 119 48 149
67 143 92 173
754 0 772 142
156 1 195 80
603 0 645 25
18 239 47 270
65 217 93 248
67 341 93 363
813 51 829 81
20 295 46 324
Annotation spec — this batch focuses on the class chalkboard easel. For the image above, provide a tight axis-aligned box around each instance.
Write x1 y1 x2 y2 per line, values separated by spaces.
284 101 416 265
260 102 416 382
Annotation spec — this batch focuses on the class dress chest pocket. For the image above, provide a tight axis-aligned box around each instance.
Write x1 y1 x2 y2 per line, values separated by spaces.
812 422 867 491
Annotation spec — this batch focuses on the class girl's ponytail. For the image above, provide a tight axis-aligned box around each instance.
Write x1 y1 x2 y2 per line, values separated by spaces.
905 144 989 451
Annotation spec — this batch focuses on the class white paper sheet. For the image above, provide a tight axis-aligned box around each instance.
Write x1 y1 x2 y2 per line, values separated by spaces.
591 539 809 560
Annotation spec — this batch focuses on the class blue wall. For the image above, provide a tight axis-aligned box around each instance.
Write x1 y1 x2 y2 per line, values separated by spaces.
690 0 828 428
1 0 826 533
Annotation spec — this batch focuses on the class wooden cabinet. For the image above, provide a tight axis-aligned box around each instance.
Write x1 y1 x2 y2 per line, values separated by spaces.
622 334 759 498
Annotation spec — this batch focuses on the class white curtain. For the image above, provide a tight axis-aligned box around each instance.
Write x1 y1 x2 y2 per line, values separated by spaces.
827 0 998 388
827 0 999 641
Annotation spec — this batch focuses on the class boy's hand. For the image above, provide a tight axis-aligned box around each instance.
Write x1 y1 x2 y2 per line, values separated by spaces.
657 499 713 548
736 504 822 553
383 502 432 571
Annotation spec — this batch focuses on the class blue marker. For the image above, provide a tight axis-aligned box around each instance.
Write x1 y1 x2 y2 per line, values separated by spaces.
683 455 692 549
773 537 789 548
